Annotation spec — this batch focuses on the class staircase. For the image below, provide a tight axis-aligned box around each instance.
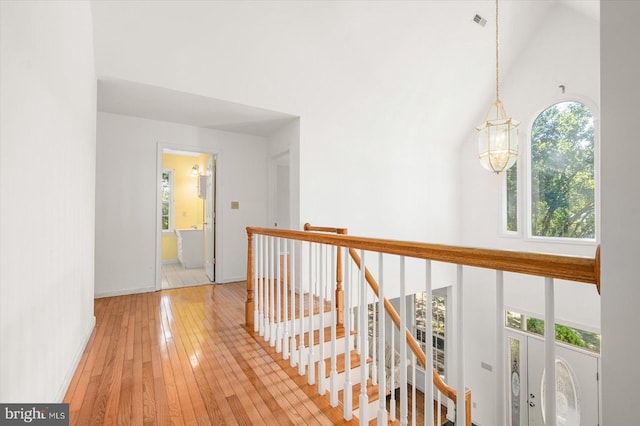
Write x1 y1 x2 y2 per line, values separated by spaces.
250 277 460 425
245 226 473 425
250 282 382 423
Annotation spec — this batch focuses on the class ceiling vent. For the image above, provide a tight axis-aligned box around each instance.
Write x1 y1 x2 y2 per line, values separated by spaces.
473 14 487 27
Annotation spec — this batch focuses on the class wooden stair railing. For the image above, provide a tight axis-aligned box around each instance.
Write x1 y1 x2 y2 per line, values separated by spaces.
245 225 600 425
304 224 470 425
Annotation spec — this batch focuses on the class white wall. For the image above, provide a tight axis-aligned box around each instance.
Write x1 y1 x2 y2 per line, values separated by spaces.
95 113 268 296
267 119 300 230
458 4 600 424
600 2 640 424
0 1 96 401
91 1 465 247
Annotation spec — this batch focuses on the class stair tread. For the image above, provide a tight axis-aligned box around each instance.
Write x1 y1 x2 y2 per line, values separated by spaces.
368 420 400 426
295 324 355 347
338 379 383 410
260 282 332 321
323 350 371 377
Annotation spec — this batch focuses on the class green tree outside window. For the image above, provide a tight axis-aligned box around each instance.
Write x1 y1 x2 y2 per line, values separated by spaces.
531 102 595 238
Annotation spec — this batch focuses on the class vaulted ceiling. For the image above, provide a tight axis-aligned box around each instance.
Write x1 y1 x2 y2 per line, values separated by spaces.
92 1 598 140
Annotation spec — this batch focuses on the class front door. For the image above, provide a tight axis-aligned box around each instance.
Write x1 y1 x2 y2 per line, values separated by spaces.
507 332 599 426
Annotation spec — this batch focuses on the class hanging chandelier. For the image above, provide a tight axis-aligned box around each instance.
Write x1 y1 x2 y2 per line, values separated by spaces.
476 0 519 174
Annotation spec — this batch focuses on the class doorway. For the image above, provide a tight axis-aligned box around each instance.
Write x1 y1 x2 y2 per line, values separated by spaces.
158 147 216 289
271 151 290 229
507 331 599 426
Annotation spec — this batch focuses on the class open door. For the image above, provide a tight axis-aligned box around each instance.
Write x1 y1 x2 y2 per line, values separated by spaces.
204 156 215 281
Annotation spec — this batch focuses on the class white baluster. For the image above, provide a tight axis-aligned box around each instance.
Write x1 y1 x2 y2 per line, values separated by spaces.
282 240 290 360
307 242 315 385
496 270 506 426
437 384 442 425
270 236 277 347
425 260 434 426
289 239 297 367
253 234 259 332
390 324 396 421
264 236 270 342
377 252 387 425
297 241 306 376
545 277 556 426
355 262 361 356
318 244 326 395
359 250 368 422
371 294 377 386
455 265 465 425
330 246 338 407
411 353 416 426
276 237 283 353
343 248 352 420
400 256 408 426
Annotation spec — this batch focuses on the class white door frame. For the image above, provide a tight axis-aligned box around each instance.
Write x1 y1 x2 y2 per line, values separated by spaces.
269 150 291 229
155 142 220 290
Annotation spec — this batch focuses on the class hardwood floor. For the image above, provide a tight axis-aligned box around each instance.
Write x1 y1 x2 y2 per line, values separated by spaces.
64 282 352 425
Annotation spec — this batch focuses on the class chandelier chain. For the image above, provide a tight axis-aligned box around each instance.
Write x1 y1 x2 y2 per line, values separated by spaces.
495 0 500 102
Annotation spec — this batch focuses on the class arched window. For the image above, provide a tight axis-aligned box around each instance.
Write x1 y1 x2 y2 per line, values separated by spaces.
529 101 595 239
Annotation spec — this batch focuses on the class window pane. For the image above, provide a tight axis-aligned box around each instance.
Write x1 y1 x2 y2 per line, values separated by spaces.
161 169 173 232
414 292 446 375
541 360 580 425
509 338 521 426
506 163 518 232
531 102 595 238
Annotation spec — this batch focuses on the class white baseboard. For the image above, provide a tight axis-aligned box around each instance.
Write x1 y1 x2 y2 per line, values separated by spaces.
94 286 156 299
55 315 96 402
216 276 245 284
162 259 179 265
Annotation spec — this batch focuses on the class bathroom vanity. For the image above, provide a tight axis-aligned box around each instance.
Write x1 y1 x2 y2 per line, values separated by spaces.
175 229 204 269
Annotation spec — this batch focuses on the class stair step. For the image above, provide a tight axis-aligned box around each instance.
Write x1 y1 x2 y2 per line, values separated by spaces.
323 350 371 378
368 420 400 426
338 379 383 410
260 287 332 323
295 324 354 348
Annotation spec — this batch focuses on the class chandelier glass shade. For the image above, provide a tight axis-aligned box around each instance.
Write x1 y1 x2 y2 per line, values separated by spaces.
476 99 519 173
476 0 519 174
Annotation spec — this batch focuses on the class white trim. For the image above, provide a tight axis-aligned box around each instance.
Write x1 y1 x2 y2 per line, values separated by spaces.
269 149 291 229
215 276 245 284
55 316 96 402
95 286 156 299
162 259 179 265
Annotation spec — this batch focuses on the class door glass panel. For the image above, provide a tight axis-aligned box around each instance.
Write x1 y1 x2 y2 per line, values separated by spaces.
541 359 580 426
509 337 521 426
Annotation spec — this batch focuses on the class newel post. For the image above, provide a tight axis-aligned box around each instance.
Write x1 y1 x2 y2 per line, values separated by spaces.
245 228 254 329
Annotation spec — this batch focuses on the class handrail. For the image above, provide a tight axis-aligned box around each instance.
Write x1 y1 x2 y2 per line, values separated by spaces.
247 226 600 288
245 224 600 426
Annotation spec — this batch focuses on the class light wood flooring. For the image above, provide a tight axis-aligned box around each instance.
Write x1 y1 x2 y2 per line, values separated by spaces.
63 281 352 425
161 262 211 289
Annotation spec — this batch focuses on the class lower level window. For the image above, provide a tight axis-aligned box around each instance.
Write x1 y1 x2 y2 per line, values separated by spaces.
506 310 600 353
415 290 446 375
